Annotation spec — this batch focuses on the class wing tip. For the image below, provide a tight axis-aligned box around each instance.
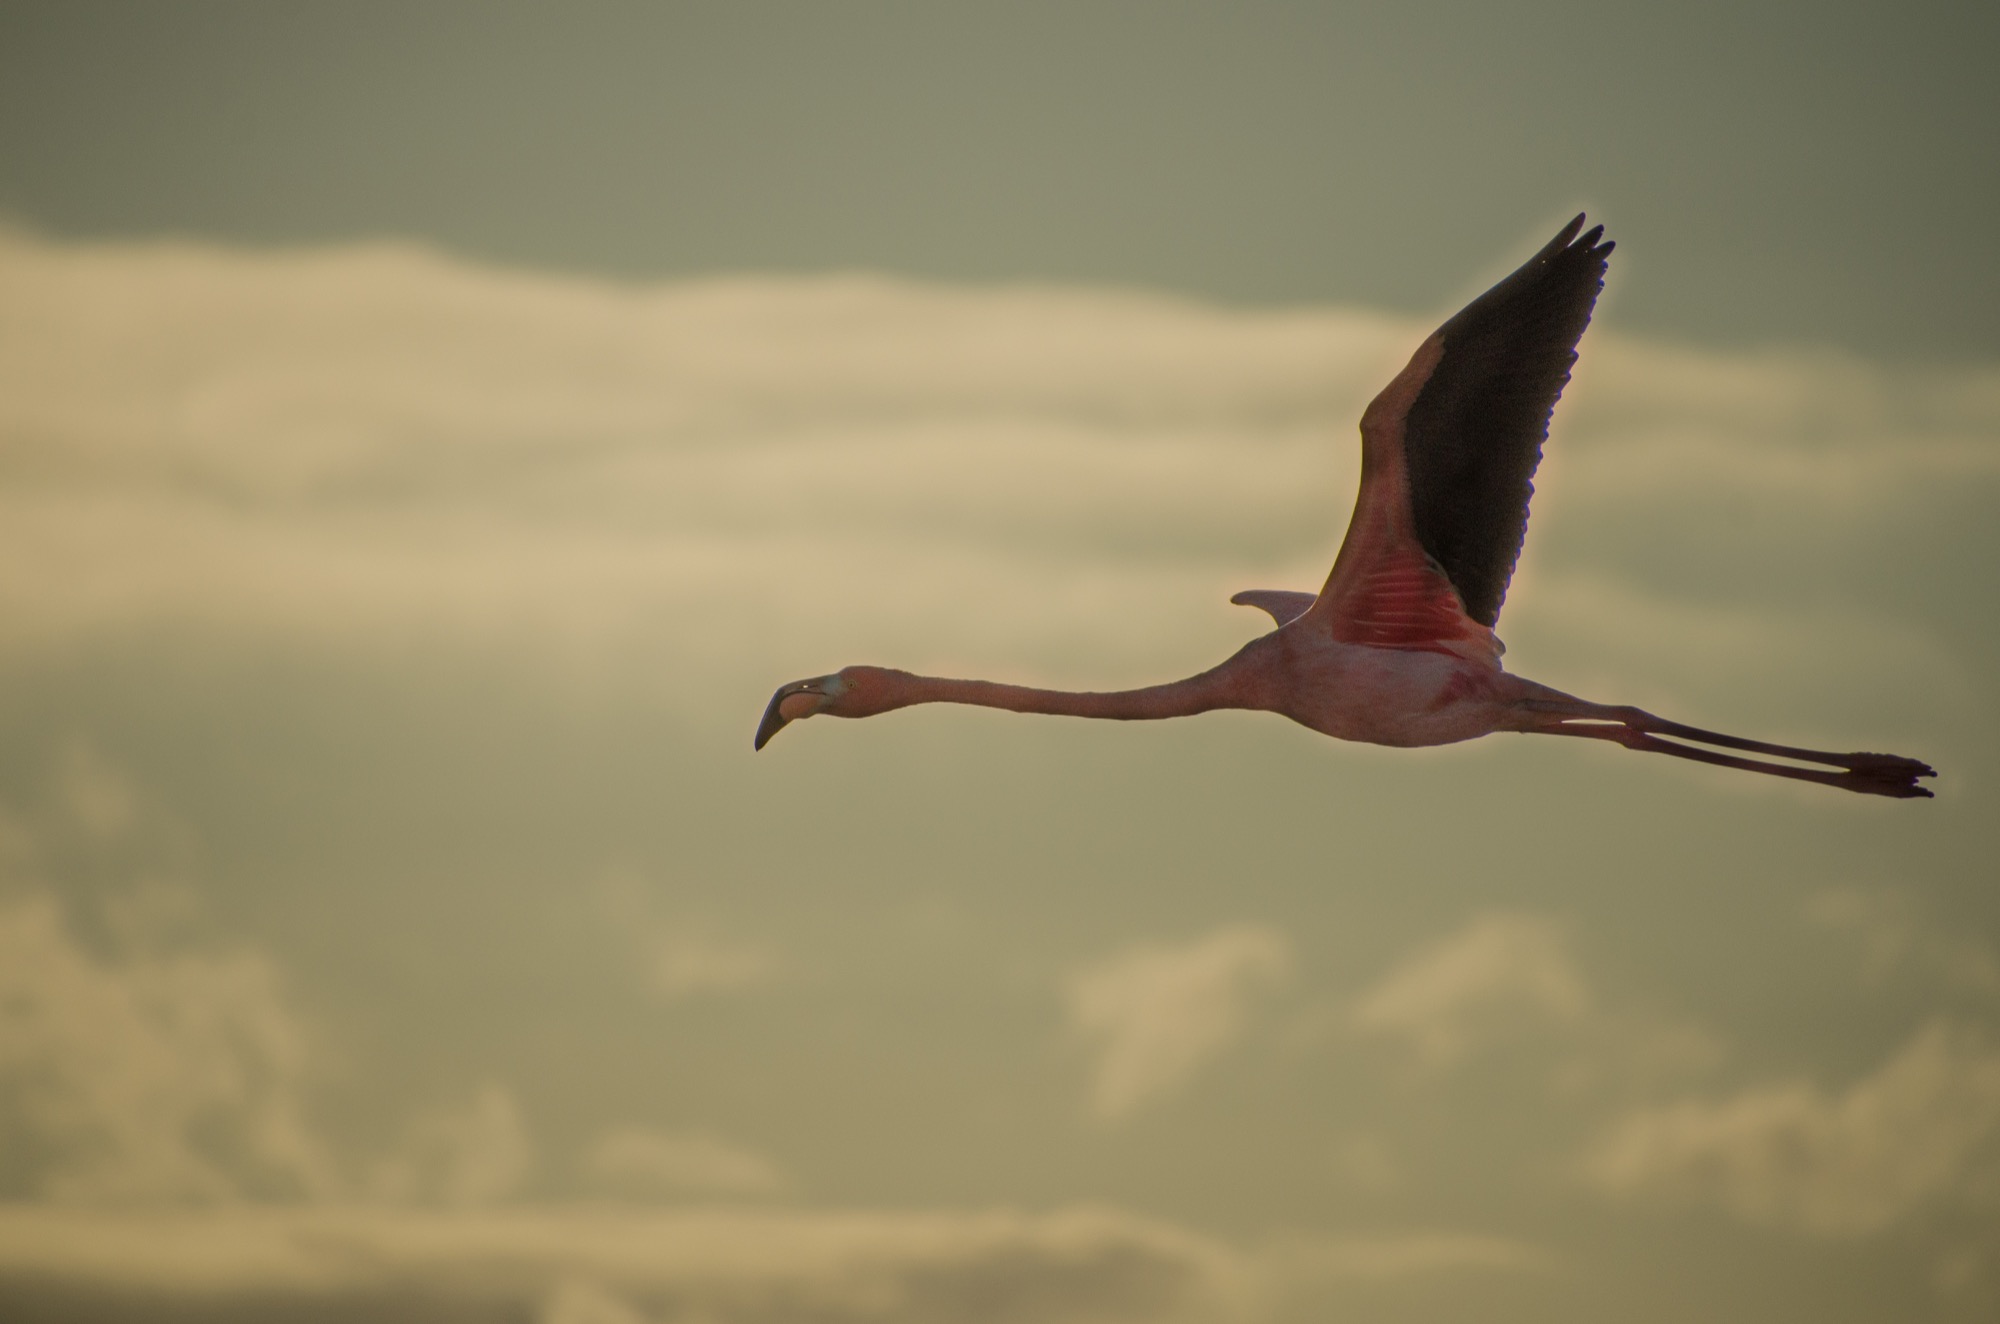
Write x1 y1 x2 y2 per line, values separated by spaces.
1528 215 1614 282
1562 217 1613 257
1549 211 1612 245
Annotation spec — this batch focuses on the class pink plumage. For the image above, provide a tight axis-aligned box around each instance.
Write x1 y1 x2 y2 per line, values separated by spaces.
756 217 1935 799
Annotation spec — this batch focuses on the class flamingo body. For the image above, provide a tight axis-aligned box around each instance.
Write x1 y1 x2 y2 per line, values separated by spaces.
756 217 1936 799
1225 629 1517 748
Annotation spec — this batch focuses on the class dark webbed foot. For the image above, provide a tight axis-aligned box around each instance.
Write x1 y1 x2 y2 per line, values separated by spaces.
1836 752 1937 799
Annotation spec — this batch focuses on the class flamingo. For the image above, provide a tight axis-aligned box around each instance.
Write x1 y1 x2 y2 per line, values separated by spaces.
754 216 1935 799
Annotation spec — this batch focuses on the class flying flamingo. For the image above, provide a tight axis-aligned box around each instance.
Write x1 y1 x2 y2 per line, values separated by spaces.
755 216 1935 799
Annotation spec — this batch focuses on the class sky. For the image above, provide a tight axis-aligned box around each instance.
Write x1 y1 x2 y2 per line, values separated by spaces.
0 4 1996 1323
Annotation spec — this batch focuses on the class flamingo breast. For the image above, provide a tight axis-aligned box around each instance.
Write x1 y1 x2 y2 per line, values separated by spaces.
1271 629 1515 748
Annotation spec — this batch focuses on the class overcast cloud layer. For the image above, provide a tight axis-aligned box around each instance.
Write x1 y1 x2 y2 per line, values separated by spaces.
1 230 1996 1323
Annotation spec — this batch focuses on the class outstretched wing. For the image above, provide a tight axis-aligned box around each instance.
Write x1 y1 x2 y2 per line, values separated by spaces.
1302 215 1612 654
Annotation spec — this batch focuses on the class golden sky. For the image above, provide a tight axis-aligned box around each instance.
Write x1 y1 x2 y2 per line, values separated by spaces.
1 6 1996 1323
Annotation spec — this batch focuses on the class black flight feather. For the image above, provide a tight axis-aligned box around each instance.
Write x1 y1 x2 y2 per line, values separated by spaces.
1401 215 1612 627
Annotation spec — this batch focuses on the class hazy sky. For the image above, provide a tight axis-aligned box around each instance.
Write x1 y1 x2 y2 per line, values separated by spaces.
2 0 1997 359
1 6 1997 1324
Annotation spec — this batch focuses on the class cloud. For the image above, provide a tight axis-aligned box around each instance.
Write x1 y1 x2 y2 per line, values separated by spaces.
1068 925 1290 1120
588 877 784 1001
1260 1231 1549 1283
0 227 1988 722
1343 914 1722 1104
1327 1134 1402 1193
1582 1020 2000 1236
0 230 1381 682
0 1202 1547 1324
650 933 782 999
1352 914 1589 1066
1805 886 2000 996
0 869 532 1211
0 1203 1245 1324
368 1084 536 1207
582 1127 785 1199
1500 571 1975 726
52 740 138 840
0 889 339 1203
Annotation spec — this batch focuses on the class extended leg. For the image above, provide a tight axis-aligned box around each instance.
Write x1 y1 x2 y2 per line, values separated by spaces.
1516 695 1935 799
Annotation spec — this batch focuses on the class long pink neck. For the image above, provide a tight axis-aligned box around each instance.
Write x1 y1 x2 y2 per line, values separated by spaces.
877 655 1263 723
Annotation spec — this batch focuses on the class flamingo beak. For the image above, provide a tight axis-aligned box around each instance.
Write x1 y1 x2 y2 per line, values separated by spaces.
753 680 823 751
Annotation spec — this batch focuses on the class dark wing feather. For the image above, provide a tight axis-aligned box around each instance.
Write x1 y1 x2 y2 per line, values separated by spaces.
1401 215 1612 627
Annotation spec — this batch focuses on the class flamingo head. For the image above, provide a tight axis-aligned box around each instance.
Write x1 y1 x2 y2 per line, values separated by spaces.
754 674 840 749
755 667 915 749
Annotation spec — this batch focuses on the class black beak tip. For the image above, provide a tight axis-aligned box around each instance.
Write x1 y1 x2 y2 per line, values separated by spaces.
753 691 792 751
